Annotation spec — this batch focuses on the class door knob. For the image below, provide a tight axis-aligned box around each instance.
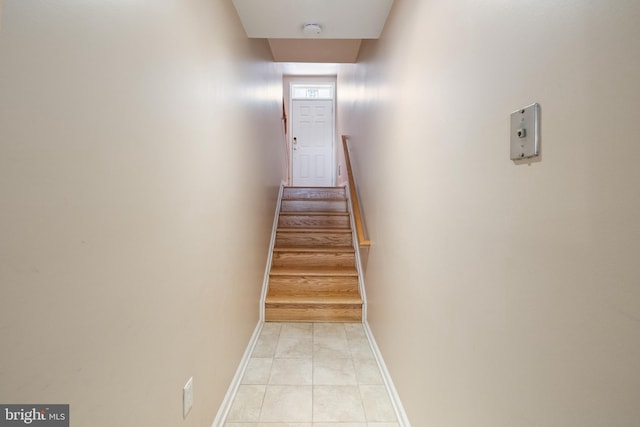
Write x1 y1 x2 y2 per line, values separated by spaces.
293 137 298 144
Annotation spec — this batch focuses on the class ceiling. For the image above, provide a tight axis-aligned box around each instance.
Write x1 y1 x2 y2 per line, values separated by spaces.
232 0 394 63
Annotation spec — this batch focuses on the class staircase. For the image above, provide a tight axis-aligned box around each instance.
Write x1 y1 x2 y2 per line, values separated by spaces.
265 186 363 322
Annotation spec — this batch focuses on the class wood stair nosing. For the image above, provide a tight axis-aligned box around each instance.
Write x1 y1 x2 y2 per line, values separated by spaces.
281 198 347 203
275 232 353 248
280 199 348 213
269 266 358 276
278 211 349 216
283 194 347 200
277 211 351 229
265 295 362 305
282 187 347 200
277 227 352 233
272 246 355 253
271 251 355 268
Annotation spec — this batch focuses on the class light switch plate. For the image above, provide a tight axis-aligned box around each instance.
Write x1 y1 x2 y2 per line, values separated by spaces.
510 103 540 160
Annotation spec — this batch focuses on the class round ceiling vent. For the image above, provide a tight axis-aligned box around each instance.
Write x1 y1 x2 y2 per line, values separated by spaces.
302 23 322 36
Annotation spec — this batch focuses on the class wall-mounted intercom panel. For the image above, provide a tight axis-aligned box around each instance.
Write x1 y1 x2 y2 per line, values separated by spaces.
510 103 540 160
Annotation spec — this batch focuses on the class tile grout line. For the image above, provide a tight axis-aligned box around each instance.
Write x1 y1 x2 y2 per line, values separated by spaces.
257 322 280 423
218 322 405 427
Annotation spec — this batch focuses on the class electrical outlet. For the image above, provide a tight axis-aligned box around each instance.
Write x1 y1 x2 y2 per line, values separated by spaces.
183 377 193 418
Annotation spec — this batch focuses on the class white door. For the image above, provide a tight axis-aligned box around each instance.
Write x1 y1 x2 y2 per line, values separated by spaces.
291 99 334 186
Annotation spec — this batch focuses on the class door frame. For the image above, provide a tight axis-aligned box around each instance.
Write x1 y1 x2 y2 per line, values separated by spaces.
289 81 336 187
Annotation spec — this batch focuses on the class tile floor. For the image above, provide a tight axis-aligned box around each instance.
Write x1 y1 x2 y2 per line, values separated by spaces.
224 322 400 427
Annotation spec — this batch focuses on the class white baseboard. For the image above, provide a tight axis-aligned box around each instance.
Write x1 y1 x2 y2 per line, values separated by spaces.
345 181 410 426
363 321 412 427
259 182 284 321
210 321 264 427
210 319 411 427
213 182 411 427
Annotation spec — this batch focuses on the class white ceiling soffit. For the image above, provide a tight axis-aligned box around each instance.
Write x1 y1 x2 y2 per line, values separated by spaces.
268 39 362 63
232 0 394 39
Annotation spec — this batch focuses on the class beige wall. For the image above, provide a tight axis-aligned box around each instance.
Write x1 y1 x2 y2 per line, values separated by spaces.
0 1 283 426
338 0 640 426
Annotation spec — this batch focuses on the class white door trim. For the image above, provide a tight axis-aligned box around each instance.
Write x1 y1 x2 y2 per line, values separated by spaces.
289 81 336 187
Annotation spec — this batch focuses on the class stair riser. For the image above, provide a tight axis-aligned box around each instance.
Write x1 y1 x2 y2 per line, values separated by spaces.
283 187 346 200
276 232 352 247
278 214 350 229
268 276 359 296
272 252 355 268
267 187 361 322
281 200 348 212
265 306 362 322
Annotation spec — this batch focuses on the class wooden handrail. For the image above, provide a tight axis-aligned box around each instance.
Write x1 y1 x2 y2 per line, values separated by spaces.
342 135 371 248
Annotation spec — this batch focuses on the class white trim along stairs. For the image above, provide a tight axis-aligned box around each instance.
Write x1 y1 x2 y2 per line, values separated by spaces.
211 182 411 427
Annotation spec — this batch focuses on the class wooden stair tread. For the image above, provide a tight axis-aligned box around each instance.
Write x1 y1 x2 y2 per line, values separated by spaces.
283 196 346 201
278 212 351 229
267 185 361 322
280 202 348 213
283 187 346 199
279 211 349 216
273 246 354 253
277 228 352 233
265 295 362 305
284 186 345 189
270 266 358 276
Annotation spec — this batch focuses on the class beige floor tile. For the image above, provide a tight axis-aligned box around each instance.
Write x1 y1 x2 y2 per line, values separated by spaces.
348 337 374 360
313 424 367 427
254 324 282 358
227 385 266 422
275 323 313 358
313 385 366 422
314 357 358 385
313 323 350 358
242 358 273 385
224 324 404 427
269 358 312 385
260 385 312 422
253 335 279 357
275 335 313 358
359 385 397 422
281 323 313 338
314 334 352 358
314 322 347 338
353 359 383 384
259 423 312 427
262 322 284 335
344 323 367 340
